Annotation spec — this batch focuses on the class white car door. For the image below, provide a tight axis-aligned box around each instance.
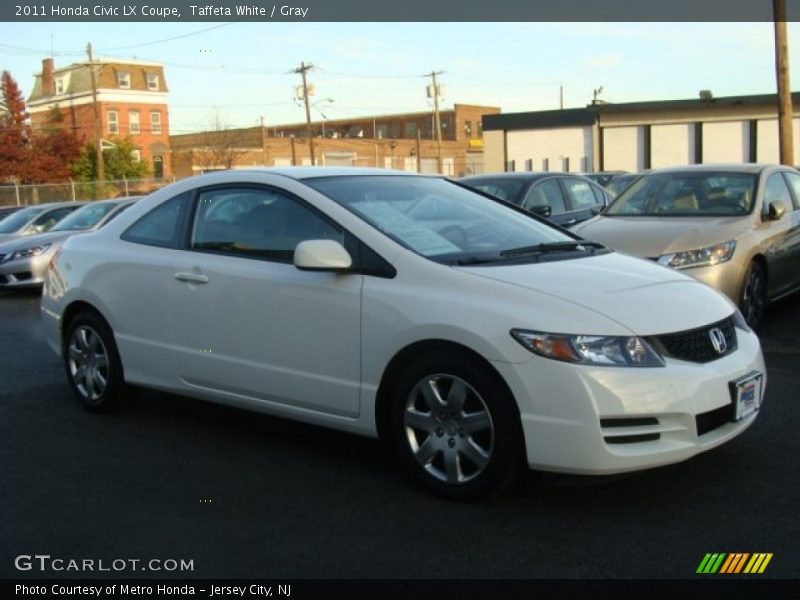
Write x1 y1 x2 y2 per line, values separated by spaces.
165 185 363 418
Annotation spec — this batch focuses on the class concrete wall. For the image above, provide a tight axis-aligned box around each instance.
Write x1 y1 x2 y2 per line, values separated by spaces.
504 126 592 173
651 123 694 167
602 126 644 172
703 121 749 163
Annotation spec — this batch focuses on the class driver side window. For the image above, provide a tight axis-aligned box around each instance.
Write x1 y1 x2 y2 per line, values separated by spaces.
190 187 343 263
522 180 566 214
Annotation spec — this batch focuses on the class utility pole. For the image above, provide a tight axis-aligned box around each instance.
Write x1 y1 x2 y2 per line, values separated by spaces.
426 71 444 174
86 43 104 182
773 0 794 165
293 62 315 166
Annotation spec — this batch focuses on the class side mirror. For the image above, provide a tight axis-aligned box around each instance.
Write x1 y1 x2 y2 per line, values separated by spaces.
590 205 604 216
767 200 787 221
294 239 352 272
529 205 552 218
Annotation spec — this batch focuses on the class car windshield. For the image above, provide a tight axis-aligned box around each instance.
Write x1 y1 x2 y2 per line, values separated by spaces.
606 172 757 216
51 202 118 231
460 178 525 203
0 206 43 233
306 175 599 265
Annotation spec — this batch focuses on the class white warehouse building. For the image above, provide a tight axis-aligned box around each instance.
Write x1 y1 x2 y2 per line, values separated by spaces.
482 92 800 174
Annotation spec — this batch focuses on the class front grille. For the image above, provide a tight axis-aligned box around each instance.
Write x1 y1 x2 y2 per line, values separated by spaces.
14 271 32 281
696 404 733 436
655 317 737 363
0 274 7 284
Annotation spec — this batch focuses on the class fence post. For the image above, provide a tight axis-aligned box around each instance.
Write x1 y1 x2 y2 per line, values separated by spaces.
14 181 20 206
70 179 76 201
124 177 129 197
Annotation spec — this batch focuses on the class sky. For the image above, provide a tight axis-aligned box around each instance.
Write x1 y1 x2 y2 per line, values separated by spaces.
0 21 798 135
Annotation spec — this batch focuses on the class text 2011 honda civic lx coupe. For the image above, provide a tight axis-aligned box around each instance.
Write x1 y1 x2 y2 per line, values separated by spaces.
42 168 766 498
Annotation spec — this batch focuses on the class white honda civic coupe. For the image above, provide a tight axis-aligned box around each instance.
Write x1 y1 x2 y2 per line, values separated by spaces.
41 168 765 498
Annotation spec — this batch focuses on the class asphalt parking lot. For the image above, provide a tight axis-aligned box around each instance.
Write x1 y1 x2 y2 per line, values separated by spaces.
1 289 799 580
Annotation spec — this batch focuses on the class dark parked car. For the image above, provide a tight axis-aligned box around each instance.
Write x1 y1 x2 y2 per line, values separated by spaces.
459 172 612 228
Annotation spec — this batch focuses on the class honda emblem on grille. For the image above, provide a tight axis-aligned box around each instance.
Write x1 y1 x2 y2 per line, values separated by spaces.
709 328 727 354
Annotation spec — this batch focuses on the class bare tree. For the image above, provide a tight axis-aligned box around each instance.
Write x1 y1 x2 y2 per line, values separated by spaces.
194 111 251 171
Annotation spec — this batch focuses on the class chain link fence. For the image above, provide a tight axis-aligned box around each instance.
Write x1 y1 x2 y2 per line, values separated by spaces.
0 177 180 207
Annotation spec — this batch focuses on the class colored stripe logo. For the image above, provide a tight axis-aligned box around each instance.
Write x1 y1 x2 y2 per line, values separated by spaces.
697 553 773 574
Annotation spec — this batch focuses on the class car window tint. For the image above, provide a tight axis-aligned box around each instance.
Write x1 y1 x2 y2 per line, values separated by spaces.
190 187 343 263
764 173 792 211
781 172 800 210
562 178 601 210
30 207 75 232
467 180 524 204
122 193 188 248
522 179 566 214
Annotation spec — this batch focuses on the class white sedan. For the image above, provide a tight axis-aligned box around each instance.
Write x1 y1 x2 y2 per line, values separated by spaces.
42 168 766 498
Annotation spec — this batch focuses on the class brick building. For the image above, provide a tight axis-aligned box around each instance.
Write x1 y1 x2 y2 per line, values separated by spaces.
27 58 171 178
170 104 499 178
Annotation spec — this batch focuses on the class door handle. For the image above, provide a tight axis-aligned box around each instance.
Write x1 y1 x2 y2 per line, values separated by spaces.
174 271 209 284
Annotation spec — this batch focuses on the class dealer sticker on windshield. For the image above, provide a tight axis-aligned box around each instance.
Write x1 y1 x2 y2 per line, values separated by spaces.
731 372 763 421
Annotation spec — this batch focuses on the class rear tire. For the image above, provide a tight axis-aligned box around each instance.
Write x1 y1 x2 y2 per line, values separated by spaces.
389 353 524 500
63 311 134 412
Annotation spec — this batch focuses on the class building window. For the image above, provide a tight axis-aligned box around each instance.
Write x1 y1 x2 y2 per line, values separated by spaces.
55 78 65 95
150 111 162 134
147 73 160 90
131 149 141 164
129 110 140 134
107 110 119 135
477 120 483 138
464 120 472 136
118 72 131 89
404 122 417 138
376 124 389 139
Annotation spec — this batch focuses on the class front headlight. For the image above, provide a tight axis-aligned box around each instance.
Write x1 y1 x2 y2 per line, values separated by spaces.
657 240 736 270
6 243 52 262
510 329 665 367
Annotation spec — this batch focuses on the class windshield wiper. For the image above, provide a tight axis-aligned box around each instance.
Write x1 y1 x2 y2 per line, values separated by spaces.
500 240 605 258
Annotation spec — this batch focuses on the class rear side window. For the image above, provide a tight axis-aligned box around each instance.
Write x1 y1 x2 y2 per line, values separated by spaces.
122 192 189 248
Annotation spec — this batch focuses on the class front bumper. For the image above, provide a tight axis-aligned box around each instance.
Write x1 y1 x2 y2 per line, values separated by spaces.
494 326 765 475
0 255 50 288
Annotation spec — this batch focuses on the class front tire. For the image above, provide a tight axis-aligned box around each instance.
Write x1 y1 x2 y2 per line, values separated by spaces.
389 353 524 499
64 312 133 412
740 261 767 331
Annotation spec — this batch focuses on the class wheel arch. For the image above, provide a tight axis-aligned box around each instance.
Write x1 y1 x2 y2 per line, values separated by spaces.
61 300 113 350
374 339 522 444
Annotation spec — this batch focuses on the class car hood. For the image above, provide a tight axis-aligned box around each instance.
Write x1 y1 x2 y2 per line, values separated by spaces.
457 252 734 335
572 215 751 258
0 230 73 253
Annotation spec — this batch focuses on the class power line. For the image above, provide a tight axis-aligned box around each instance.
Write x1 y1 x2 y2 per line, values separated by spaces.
96 22 239 51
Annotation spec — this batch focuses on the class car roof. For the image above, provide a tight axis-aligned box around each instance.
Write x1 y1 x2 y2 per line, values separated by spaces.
645 163 778 175
218 167 427 180
460 172 583 182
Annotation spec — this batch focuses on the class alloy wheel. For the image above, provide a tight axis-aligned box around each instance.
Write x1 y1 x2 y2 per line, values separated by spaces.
67 325 110 403
403 374 495 484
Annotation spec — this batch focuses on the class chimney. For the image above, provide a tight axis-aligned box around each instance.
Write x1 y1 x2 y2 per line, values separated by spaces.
42 58 54 96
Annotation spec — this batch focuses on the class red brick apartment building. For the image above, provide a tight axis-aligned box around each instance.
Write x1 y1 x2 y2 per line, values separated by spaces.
27 58 171 178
